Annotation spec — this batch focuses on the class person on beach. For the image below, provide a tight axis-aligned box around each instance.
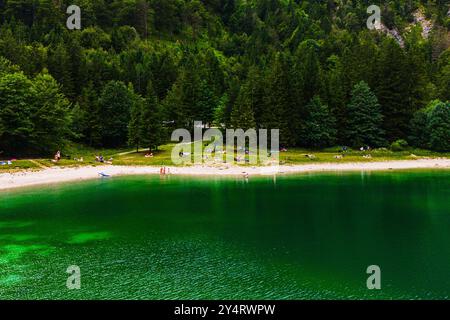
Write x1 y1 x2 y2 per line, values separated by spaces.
54 151 61 162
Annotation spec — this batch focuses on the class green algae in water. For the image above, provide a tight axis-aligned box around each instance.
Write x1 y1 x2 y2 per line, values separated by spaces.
0 234 38 242
66 231 112 244
0 221 34 229
0 171 449 299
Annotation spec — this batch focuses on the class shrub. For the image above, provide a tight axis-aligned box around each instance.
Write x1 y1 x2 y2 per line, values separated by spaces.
390 139 409 151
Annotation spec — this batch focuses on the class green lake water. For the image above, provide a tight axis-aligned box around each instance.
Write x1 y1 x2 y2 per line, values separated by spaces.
0 171 449 299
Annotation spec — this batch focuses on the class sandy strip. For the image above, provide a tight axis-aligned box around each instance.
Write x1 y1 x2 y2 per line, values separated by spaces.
1 159 449 191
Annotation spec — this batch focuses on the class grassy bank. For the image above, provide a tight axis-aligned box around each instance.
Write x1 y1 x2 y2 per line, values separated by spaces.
1 143 449 173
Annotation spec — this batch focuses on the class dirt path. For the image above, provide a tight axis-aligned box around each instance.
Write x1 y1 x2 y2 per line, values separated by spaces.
29 159 50 169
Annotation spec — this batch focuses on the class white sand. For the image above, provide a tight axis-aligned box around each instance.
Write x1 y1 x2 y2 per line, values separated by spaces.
1 159 449 191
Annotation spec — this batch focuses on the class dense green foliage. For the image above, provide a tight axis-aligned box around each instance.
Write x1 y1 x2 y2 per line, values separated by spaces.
344 81 385 147
0 63 70 155
410 100 450 151
302 96 337 148
0 0 449 156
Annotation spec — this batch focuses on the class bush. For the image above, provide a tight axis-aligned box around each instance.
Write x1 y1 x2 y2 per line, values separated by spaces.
409 100 450 152
390 139 409 151
428 101 450 151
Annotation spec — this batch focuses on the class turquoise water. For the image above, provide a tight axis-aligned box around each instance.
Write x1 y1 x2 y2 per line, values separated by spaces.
0 171 449 299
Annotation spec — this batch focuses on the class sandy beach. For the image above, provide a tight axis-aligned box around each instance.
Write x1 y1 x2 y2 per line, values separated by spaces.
0 158 449 191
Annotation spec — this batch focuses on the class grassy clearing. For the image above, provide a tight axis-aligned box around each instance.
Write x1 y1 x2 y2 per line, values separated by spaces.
279 147 450 165
0 160 40 172
1 143 449 173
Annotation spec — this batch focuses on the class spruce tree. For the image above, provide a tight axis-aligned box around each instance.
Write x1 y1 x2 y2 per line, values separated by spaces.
230 83 256 131
324 55 346 143
244 66 265 128
302 96 337 148
128 94 145 152
97 81 133 147
141 82 165 151
344 81 385 147
262 53 293 146
72 82 102 147
375 38 411 142
436 50 450 102
47 42 74 98
197 79 217 127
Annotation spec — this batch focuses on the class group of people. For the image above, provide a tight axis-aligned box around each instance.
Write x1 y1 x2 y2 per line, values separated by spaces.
95 155 113 164
0 160 12 166
160 167 170 175
340 145 371 153
53 150 113 164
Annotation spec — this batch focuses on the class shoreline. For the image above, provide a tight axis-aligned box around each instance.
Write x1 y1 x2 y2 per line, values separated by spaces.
1 159 450 191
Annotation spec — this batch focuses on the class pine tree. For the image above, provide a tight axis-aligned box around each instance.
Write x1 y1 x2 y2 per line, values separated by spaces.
72 82 102 147
375 38 411 142
197 79 217 127
342 31 379 90
47 42 74 98
212 94 229 127
436 50 450 102
66 36 84 98
324 55 346 143
164 64 201 128
243 66 265 129
262 53 293 146
97 81 133 147
202 49 225 98
404 28 433 113
344 81 385 147
128 93 145 152
302 96 337 148
230 83 256 130
135 0 150 38
294 40 323 104
141 82 165 151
